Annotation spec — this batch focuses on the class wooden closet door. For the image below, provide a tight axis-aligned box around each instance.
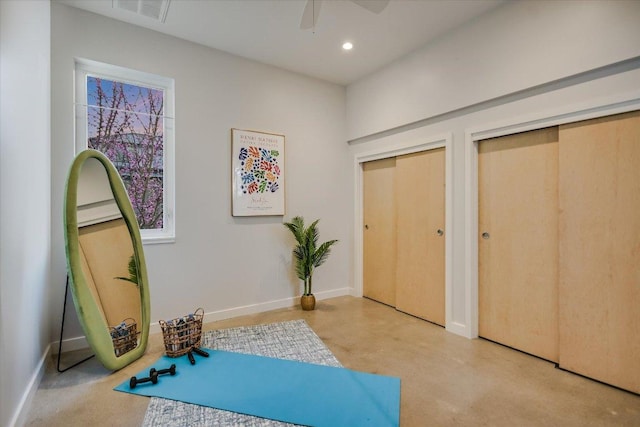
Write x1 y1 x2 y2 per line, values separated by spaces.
363 158 397 306
558 110 640 394
395 149 445 325
478 127 559 362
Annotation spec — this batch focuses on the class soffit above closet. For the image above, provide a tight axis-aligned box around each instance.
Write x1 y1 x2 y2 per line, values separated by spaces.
55 0 505 86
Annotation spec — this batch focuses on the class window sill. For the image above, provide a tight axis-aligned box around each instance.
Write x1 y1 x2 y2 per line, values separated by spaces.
142 235 176 245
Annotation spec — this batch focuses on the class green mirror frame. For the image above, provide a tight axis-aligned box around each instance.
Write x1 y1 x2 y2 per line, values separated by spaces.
64 149 150 370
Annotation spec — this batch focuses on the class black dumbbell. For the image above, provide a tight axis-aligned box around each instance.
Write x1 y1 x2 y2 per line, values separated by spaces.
150 364 177 378
187 350 195 365
129 372 158 389
192 347 209 358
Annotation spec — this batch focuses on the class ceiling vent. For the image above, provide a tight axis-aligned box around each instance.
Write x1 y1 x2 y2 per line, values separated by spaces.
113 0 171 23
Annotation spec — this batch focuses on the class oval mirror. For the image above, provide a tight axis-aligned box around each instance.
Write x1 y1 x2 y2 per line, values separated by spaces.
64 149 150 370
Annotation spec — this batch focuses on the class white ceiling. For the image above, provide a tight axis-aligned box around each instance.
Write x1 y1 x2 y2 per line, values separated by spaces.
56 0 505 86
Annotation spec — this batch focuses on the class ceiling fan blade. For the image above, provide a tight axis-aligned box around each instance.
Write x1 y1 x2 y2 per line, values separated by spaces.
350 0 389 14
300 0 323 30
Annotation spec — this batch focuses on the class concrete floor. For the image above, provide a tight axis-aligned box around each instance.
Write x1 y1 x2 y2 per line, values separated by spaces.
26 296 640 426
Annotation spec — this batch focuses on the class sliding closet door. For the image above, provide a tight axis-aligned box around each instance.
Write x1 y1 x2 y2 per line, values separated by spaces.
478 128 559 362
395 149 445 325
363 158 397 306
558 110 640 393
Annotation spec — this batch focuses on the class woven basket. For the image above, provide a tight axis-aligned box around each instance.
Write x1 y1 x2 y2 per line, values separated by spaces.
110 318 139 357
159 308 204 357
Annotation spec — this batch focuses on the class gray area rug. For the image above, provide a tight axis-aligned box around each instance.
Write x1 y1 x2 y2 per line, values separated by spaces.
143 319 342 426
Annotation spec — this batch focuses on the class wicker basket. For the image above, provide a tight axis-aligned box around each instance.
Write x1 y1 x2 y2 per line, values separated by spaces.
110 318 139 357
159 308 204 357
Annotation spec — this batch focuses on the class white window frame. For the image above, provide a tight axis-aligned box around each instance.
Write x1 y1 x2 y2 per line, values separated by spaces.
74 58 175 244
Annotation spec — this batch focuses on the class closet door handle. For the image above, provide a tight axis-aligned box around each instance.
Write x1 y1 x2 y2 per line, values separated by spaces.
437 229 444 236
482 232 490 239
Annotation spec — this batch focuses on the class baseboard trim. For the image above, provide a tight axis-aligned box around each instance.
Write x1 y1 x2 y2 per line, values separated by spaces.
50 335 89 355
446 321 471 339
9 344 50 427
151 287 353 334
55 289 355 351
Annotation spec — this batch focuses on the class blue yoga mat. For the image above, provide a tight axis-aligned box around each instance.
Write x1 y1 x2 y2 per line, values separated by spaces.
115 349 400 426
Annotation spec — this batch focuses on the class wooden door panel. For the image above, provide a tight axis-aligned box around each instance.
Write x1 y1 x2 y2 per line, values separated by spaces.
363 158 397 306
478 127 559 362
395 148 445 325
558 110 640 393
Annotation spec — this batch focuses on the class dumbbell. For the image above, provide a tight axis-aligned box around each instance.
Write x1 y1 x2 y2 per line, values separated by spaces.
187 350 195 365
192 347 209 358
129 372 158 389
150 364 177 378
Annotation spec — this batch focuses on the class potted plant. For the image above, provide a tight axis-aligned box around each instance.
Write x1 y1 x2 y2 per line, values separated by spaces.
283 216 338 310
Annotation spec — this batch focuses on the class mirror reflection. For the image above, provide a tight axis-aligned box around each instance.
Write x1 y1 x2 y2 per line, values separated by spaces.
77 157 142 356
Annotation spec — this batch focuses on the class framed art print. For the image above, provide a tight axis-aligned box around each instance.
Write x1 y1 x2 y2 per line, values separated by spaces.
231 128 285 216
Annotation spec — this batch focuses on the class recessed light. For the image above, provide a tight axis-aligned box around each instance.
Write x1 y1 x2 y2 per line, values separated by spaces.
342 42 353 51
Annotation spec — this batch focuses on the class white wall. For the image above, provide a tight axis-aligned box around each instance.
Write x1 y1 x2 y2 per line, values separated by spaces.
0 1 52 426
347 0 640 338
347 0 640 140
50 3 352 341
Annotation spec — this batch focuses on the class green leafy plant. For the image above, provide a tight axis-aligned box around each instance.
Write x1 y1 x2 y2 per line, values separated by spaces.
283 216 338 296
115 255 139 287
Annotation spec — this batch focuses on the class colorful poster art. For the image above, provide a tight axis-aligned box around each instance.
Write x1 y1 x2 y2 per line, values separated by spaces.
231 129 285 216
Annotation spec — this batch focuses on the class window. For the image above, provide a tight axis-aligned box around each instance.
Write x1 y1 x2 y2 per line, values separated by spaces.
75 59 175 243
